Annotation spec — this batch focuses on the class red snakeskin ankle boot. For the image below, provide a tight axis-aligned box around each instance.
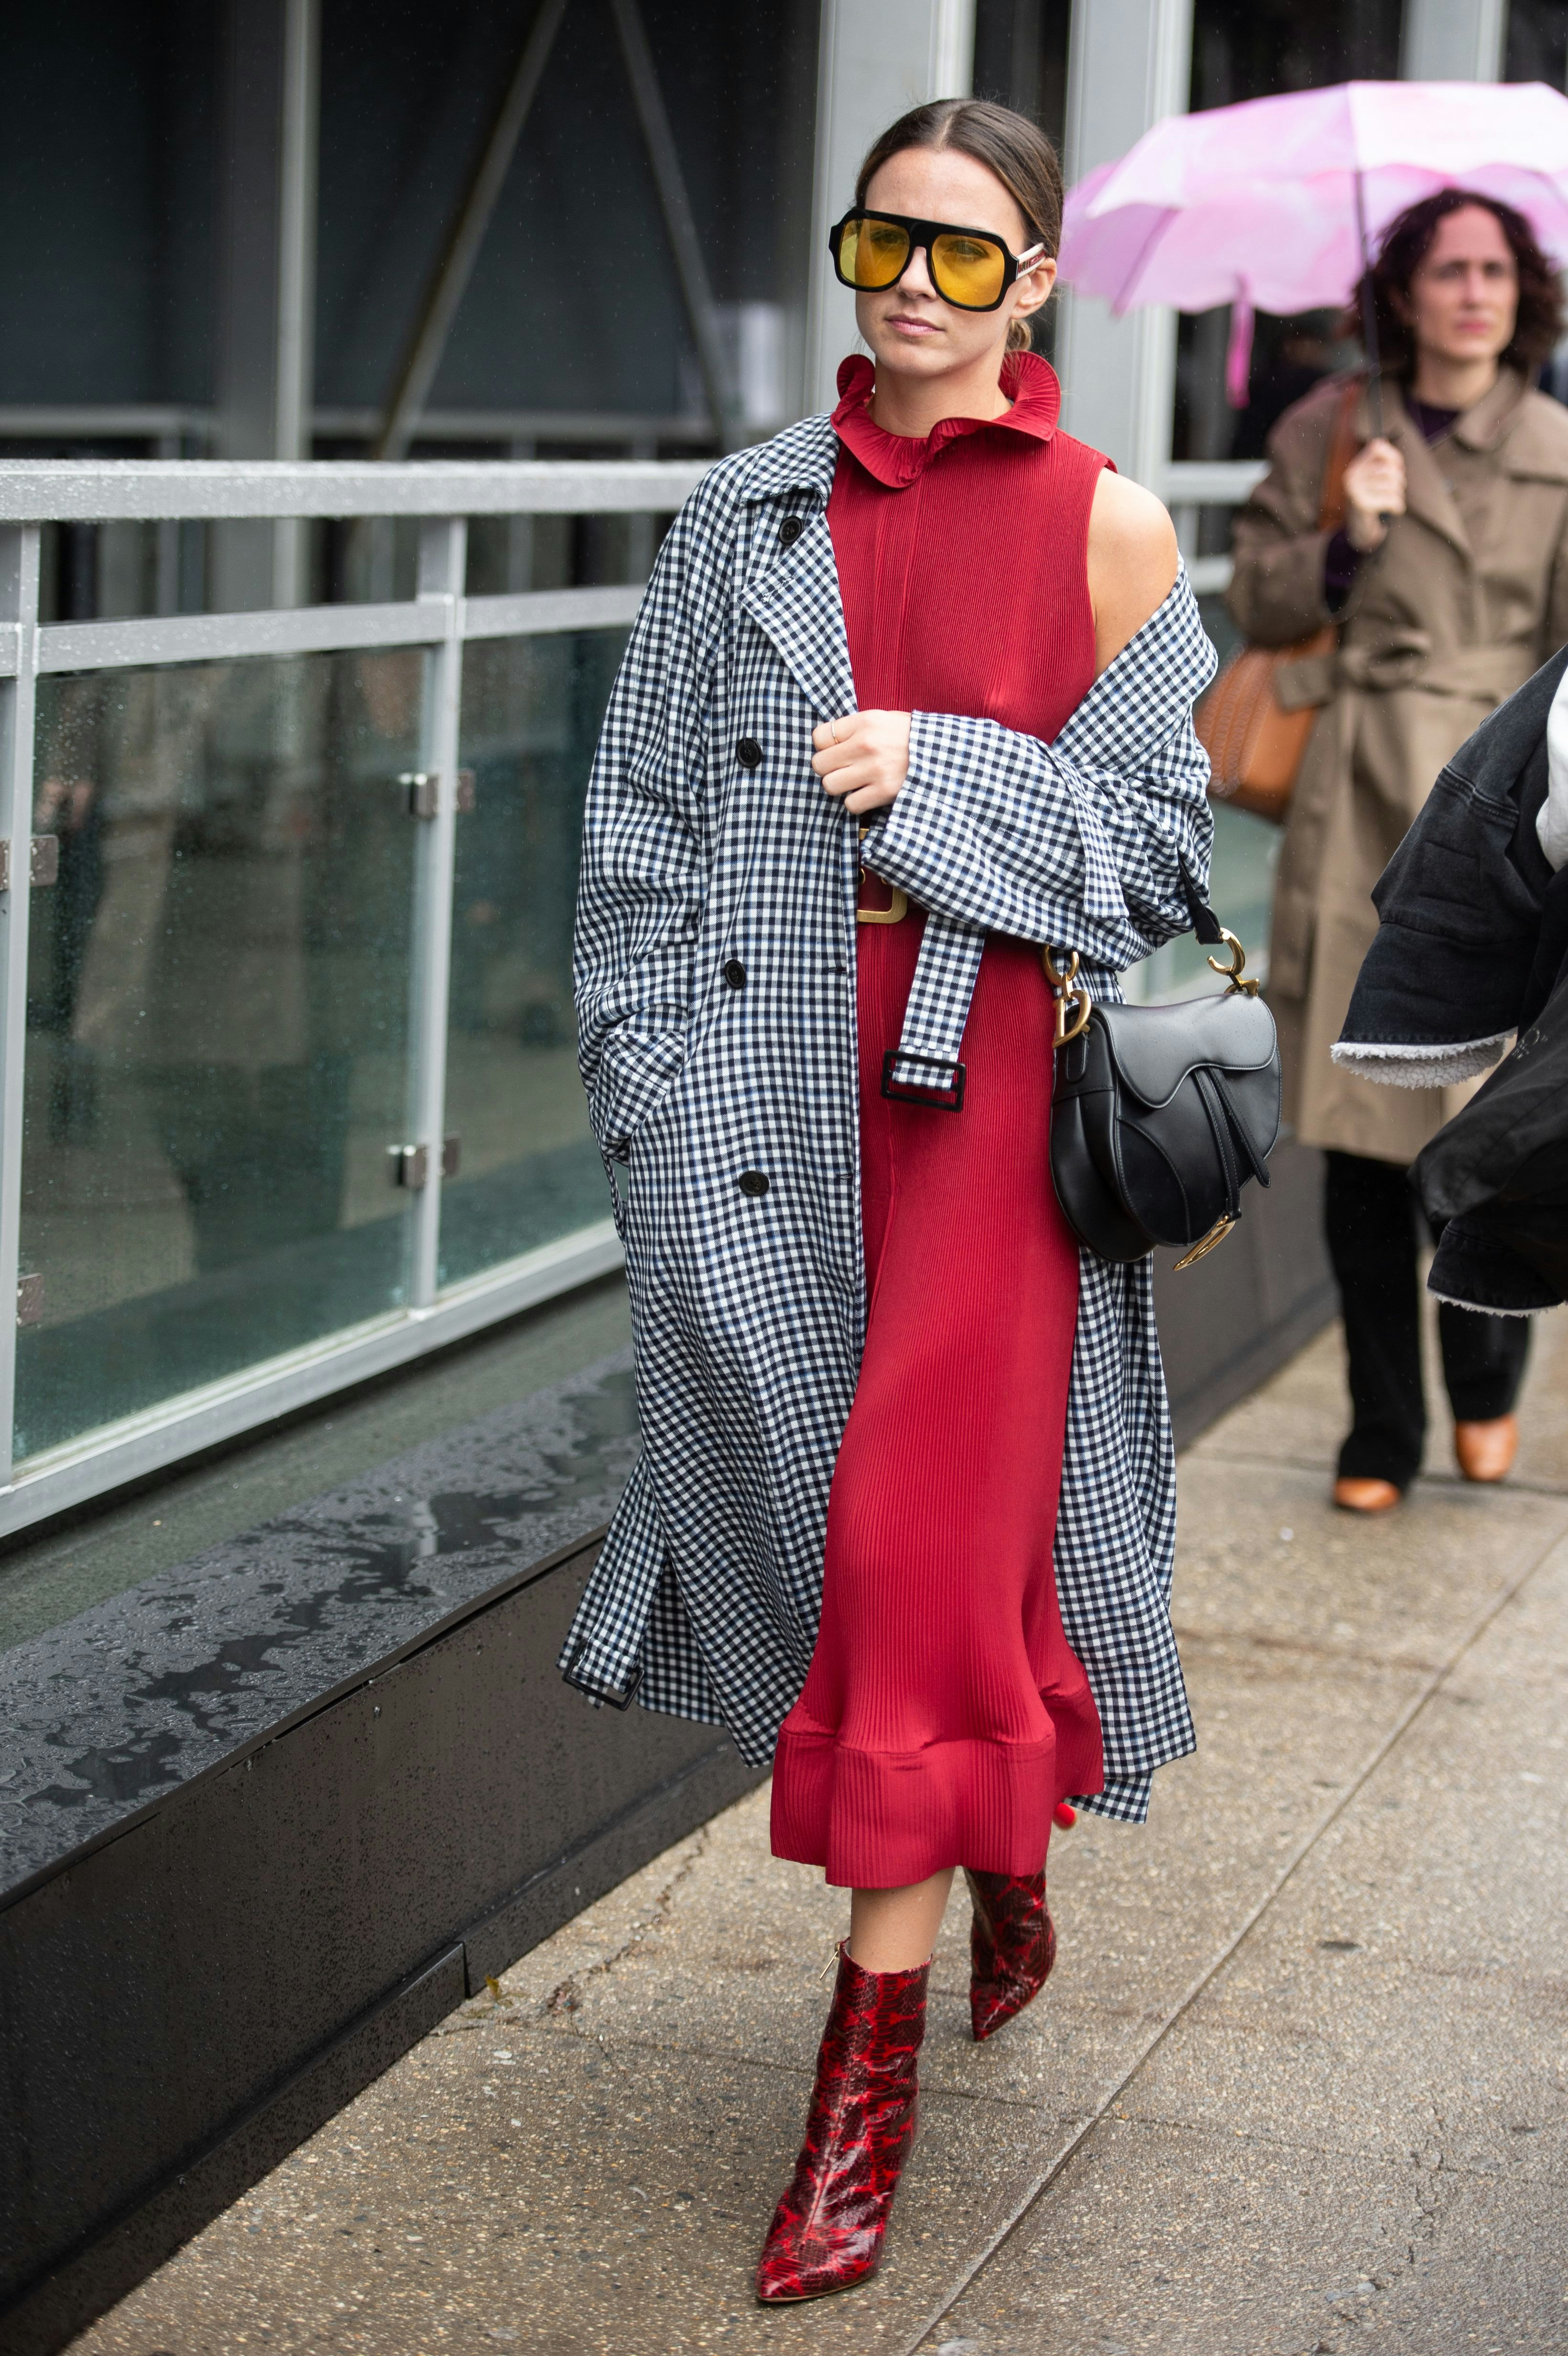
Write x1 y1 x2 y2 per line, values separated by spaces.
966 1867 1056 2042
755 1943 928 2303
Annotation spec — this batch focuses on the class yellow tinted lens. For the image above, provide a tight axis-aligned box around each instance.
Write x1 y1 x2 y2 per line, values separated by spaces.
931 232 1006 307
841 216 910 288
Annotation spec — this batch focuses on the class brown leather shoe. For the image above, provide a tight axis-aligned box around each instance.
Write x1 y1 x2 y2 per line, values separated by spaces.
1454 1414 1518 1483
1332 1477 1402 1514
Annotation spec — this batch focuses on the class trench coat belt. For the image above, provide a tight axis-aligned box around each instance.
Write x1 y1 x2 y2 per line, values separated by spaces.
879 904 988 1102
876 903 1117 1107
1274 633 1529 710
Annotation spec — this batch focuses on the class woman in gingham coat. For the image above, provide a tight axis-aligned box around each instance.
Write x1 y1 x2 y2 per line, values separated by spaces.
564 100 1216 2301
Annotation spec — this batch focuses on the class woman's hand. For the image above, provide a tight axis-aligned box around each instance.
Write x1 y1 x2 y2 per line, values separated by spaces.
1342 436 1407 551
811 709 912 815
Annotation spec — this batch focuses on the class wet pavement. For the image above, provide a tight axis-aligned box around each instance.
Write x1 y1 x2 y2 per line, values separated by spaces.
69 1308 1568 2356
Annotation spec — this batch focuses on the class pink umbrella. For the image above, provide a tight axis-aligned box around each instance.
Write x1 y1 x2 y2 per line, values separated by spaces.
1060 79 1568 413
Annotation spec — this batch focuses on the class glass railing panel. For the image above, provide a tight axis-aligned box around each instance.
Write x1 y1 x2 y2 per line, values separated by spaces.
1123 801 1282 1006
19 648 423 1462
438 628 629 1287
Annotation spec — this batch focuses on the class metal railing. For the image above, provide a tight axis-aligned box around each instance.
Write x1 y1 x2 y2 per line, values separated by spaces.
0 447 1272 1541
0 457 707 1537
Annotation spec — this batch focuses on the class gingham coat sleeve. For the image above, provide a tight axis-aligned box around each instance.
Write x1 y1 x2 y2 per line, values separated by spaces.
866 572 1217 971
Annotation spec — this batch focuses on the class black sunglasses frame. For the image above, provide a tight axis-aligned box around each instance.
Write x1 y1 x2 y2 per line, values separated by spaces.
828 208 1046 313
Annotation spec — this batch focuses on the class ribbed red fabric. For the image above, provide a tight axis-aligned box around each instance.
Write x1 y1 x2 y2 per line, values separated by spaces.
769 350 1108 1890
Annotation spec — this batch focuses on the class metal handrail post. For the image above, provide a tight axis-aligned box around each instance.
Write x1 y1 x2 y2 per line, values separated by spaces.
0 529 40 1487
406 516 468 1309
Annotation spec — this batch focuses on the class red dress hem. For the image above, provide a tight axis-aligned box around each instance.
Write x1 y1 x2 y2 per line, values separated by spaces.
772 1717 1104 1889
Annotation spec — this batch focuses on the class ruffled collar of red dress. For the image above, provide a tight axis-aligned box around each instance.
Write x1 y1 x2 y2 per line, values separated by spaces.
830 349 1061 488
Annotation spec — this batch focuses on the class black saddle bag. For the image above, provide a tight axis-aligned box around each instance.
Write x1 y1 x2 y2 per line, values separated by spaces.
1047 868 1282 1268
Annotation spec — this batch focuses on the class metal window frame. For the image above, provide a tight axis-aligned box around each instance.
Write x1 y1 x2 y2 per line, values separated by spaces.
0 456 706 1541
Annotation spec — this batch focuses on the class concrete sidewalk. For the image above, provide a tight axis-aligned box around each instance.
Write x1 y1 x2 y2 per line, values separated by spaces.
74 1313 1568 2356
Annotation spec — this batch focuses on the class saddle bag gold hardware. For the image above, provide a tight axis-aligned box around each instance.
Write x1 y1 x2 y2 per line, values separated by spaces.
1172 1212 1238 1272
1043 943 1091 1046
1208 929 1260 996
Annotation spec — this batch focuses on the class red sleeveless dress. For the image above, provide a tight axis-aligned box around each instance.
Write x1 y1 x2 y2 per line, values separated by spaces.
769 351 1107 1889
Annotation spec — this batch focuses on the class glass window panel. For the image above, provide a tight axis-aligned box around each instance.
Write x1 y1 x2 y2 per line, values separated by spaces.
20 649 423 1462
1176 0 1404 465
1508 0 1568 87
1127 803 1280 1006
439 630 628 1288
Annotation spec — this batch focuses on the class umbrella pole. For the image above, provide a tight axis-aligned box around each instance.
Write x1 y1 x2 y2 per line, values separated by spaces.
1354 169 1384 435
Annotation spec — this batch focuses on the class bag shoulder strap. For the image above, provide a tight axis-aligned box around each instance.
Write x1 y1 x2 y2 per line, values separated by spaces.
1179 854 1225 945
1317 381 1363 533
1179 856 1264 993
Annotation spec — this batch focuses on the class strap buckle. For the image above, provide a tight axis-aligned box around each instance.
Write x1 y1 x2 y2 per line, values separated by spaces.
880 1049 966 1111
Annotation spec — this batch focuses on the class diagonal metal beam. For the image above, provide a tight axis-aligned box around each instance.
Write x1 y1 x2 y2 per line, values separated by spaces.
607 0 741 450
374 0 570 460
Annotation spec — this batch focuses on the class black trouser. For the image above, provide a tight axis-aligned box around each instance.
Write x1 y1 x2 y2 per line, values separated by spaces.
1323 1150 1530 1489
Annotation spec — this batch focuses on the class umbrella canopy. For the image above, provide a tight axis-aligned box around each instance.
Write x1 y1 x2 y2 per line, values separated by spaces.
1060 79 1568 320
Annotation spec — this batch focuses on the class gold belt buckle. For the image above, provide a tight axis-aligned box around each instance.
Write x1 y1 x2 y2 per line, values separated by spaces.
856 822 907 925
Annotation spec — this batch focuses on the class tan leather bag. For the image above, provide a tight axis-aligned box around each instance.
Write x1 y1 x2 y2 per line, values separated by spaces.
1197 386 1361 824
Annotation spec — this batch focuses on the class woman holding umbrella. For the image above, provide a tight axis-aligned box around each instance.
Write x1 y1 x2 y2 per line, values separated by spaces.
1229 189 1568 1512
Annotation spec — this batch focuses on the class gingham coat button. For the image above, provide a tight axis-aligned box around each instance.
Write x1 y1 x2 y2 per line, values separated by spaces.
723 959 747 989
737 1169 770 1197
778 515 804 545
735 736 763 768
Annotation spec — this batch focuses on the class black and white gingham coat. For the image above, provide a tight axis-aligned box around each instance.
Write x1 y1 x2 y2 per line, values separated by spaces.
559 411 1217 1823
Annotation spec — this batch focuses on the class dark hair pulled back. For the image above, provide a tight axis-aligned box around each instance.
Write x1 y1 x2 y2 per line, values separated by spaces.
854 98 1063 352
1351 187 1564 380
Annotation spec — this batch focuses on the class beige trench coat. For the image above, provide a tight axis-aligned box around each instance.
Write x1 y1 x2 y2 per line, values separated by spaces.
1229 367 1568 1165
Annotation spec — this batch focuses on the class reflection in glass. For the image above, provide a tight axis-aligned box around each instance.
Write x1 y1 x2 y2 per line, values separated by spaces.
440 631 628 1287
1128 804 1280 1007
21 651 422 1461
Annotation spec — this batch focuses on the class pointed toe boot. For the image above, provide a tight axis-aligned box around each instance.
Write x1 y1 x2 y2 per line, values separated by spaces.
755 1945 928 2303
966 1866 1056 2043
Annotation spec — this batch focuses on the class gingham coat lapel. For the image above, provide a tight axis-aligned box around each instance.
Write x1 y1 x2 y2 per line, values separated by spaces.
738 434 854 718
561 412 1218 1824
